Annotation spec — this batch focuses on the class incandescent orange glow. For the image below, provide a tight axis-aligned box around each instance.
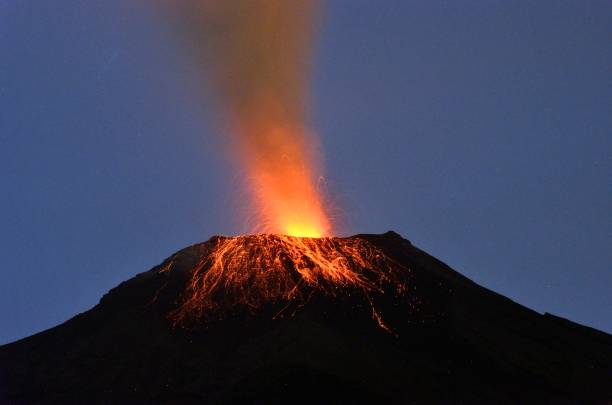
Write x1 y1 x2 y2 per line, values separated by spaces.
217 1 330 237
232 119 331 238
169 0 330 237
169 234 410 333
157 3 410 334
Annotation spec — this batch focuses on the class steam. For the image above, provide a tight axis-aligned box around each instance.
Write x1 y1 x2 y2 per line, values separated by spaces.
169 0 330 236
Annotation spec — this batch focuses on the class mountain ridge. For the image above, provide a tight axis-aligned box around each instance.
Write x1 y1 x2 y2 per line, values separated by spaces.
1 231 610 403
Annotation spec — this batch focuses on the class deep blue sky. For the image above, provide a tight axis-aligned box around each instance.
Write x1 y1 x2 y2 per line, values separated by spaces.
1 1 610 344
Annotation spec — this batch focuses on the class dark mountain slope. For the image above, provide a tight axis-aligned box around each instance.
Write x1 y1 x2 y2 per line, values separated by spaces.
1 231 610 404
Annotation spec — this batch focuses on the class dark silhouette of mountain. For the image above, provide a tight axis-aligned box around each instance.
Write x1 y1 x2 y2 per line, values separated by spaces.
1 231 610 404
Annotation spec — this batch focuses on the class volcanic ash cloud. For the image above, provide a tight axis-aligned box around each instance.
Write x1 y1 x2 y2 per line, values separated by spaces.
171 0 330 237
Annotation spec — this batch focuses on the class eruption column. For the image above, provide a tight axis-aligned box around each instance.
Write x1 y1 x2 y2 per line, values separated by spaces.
175 0 330 237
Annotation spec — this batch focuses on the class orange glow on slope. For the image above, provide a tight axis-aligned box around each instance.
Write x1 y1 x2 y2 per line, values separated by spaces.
170 235 410 333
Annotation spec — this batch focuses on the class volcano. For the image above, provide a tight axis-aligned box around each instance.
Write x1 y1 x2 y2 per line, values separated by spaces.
1 231 610 403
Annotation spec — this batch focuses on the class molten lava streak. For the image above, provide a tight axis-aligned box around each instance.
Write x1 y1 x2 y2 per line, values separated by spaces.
170 235 410 334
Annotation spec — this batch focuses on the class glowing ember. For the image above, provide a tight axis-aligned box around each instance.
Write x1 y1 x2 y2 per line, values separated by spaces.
170 234 410 333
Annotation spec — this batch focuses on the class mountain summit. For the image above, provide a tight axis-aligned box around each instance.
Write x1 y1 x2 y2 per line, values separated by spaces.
1 231 610 403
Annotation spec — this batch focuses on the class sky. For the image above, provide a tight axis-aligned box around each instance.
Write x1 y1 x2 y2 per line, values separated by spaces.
1 0 610 344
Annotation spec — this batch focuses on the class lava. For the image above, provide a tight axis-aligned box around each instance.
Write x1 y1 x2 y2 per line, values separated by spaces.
170 234 410 332
158 4 400 329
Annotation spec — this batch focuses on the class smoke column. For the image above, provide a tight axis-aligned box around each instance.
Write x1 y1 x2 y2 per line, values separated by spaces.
170 0 331 237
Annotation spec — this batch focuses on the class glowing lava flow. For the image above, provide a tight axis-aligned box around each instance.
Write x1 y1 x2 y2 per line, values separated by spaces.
170 235 409 333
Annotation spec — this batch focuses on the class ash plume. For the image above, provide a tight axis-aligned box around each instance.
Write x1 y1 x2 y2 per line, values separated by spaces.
169 0 330 236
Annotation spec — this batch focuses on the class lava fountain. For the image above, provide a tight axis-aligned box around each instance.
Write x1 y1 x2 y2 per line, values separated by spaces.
157 2 411 331
172 0 330 237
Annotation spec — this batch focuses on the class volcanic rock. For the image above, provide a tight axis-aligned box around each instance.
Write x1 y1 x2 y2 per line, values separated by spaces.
0 231 610 403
